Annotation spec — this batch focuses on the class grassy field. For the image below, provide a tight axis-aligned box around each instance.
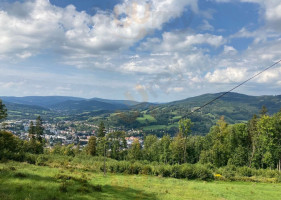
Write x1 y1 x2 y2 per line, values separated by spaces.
136 114 157 124
1 161 281 200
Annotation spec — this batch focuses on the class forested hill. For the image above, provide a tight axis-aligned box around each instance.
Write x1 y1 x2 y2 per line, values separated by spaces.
138 92 281 135
1 92 281 135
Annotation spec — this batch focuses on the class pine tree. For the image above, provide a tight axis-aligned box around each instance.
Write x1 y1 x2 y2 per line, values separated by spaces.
86 136 97 156
35 116 44 142
28 121 35 139
97 121 106 137
0 100 7 122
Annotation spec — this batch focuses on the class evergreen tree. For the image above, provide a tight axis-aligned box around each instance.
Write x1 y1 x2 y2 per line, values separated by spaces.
28 121 35 139
0 100 7 123
35 116 44 142
260 105 268 116
97 121 106 137
86 136 97 156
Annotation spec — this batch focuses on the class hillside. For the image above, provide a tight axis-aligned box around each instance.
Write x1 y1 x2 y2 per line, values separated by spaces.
0 96 84 108
131 92 281 135
1 160 280 200
2 92 281 135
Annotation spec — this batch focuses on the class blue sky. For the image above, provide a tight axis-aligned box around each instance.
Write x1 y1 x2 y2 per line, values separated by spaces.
0 0 281 102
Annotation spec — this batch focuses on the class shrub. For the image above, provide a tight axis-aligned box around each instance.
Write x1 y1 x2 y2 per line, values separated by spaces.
24 154 37 164
180 164 195 179
277 174 281 183
193 165 214 181
238 166 253 177
171 164 181 178
36 155 49 166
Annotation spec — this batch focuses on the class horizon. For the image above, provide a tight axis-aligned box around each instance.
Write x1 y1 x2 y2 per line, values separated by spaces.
1 91 281 104
0 0 281 102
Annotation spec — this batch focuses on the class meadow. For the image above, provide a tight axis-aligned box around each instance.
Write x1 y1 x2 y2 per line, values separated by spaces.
1 161 281 200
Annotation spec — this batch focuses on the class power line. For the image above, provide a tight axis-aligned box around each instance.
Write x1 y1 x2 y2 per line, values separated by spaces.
188 59 281 115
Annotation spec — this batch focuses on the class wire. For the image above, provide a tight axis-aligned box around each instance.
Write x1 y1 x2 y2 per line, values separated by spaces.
188 59 281 115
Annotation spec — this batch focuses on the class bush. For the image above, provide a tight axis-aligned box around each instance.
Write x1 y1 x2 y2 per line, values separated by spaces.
171 164 181 178
24 153 37 164
180 164 195 179
277 174 281 183
36 155 49 166
238 166 253 177
193 165 214 181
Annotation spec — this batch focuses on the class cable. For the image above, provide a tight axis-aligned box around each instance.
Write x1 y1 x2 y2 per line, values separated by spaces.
188 59 281 115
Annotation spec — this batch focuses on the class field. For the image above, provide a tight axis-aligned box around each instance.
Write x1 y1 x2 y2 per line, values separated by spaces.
1 161 281 200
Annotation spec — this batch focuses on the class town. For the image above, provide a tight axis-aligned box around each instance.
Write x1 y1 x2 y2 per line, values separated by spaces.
2 119 144 148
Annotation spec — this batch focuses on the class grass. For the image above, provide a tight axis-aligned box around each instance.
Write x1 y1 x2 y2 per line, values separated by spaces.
1 161 281 200
136 114 157 124
142 125 167 131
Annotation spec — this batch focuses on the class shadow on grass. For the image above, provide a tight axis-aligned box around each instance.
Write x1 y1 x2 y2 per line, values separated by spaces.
101 185 159 200
0 170 159 200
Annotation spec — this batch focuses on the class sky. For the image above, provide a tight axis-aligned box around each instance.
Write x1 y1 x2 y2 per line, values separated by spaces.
0 0 281 102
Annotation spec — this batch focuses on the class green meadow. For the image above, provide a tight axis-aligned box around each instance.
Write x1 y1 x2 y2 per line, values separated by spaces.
1 161 281 200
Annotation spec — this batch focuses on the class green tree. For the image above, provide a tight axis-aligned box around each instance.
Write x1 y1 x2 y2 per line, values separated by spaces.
159 135 171 164
97 121 106 137
28 121 35 138
170 133 184 164
143 135 158 162
178 118 193 163
35 116 44 142
0 100 7 128
107 131 127 160
127 139 142 160
86 136 97 156
248 114 259 168
260 105 268 116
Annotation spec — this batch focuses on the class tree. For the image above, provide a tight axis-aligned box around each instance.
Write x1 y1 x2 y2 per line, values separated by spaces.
0 100 7 130
97 121 106 137
35 116 44 142
178 118 193 163
159 135 171 164
170 133 185 164
143 135 158 162
127 139 142 160
107 131 127 160
86 136 97 156
248 114 259 168
0 100 7 122
260 105 268 116
28 121 35 138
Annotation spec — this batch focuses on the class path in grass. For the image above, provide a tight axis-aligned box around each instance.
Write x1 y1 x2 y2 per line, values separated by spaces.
0 161 280 200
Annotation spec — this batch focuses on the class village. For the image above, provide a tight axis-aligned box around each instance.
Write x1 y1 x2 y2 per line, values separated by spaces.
2 120 144 148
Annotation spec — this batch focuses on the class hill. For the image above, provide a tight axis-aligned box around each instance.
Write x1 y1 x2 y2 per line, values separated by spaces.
0 96 84 108
132 92 281 135
2 92 281 135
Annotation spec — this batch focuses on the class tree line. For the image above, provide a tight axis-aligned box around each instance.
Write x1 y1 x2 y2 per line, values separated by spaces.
82 107 281 171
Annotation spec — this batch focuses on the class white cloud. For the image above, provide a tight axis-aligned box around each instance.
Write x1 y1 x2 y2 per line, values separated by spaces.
167 87 184 93
140 31 225 53
198 20 214 31
0 0 198 62
205 67 247 83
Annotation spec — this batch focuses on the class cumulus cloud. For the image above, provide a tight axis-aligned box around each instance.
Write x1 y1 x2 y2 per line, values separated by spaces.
0 0 198 61
140 31 225 53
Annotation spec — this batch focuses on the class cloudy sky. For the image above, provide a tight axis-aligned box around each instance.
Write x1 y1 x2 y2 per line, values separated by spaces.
0 0 281 102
